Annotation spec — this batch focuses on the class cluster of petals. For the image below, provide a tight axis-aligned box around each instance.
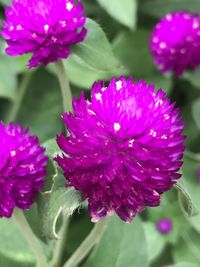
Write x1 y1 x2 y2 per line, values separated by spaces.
150 11 200 75
0 122 48 218
55 77 185 223
1 0 87 68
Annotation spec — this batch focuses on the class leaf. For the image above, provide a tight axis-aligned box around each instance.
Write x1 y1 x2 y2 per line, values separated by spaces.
37 139 83 239
146 191 189 244
143 222 165 262
182 154 200 214
83 216 148 267
143 72 172 95
0 43 17 100
17 68 63 142
175 182 195 217
113 30 154 75
72 18 122 72
168 263 199 267
184 68 200 89
140 0 200 18
37 187 82 239
48 18 127 88
173 229 200 265
96 0 137 29
0 218 34 267
192 98 200 130
0 0 11 6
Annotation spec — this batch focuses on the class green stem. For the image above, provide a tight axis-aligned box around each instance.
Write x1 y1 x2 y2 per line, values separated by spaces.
55 60 72 112
63 219 107 267
6 72 32 123
13 209 48 267
51 216 70 267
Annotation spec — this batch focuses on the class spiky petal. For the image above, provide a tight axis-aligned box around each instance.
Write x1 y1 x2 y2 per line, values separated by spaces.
55 77 185 223
0 122 48 217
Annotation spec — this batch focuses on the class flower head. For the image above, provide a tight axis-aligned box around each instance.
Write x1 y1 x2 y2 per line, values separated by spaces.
55 77 185 223
1 0 87 68
0 122 48 217
156 218 173 234
149 11 200 76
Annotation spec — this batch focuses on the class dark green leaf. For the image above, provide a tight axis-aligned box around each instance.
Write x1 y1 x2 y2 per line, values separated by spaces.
113 30 154 75
184 68 200 89
17 68 63 142
192 98 200 130
140 0 200 18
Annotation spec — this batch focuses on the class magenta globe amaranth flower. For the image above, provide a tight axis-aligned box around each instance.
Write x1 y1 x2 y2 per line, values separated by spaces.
156 218 173 234
55 77 185 223
1 0 87 68
150 11 200 76
0 122 48 218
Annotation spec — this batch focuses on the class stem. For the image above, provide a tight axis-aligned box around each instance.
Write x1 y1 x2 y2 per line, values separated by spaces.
51 216 70 267
55 60 72 112
13 209 48 267
6 72 32 123
63 219 107 267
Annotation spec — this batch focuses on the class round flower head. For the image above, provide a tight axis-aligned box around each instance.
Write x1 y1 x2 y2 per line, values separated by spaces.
0 122 48 217
55 77 185 223
150 11 200 76
1 0 87 68
156 218 173 234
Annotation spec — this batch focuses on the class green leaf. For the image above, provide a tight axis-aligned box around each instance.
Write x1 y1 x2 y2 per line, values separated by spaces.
173 229 200 265
64 54 124 88
37 187 82 239
72 18 122 72
0 0 11 6
182 154 200 214
140 0 200 18
96 0 137 29
175 182 195 217
184 68 200 89
0 218 34 267
0 44 17 100
83 216 148 267
146 191 189 244
113 30 154 75
143 72 172 95
48 18 127 88
168 263 199 267
37 139 82 239
17 68 63 142
143 222 165 262
192 98 200 129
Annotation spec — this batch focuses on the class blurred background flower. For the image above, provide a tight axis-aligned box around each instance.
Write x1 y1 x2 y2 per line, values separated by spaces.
149 11 200 76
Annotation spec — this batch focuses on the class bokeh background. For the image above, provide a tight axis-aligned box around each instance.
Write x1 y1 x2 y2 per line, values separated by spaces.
1 0 200 267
